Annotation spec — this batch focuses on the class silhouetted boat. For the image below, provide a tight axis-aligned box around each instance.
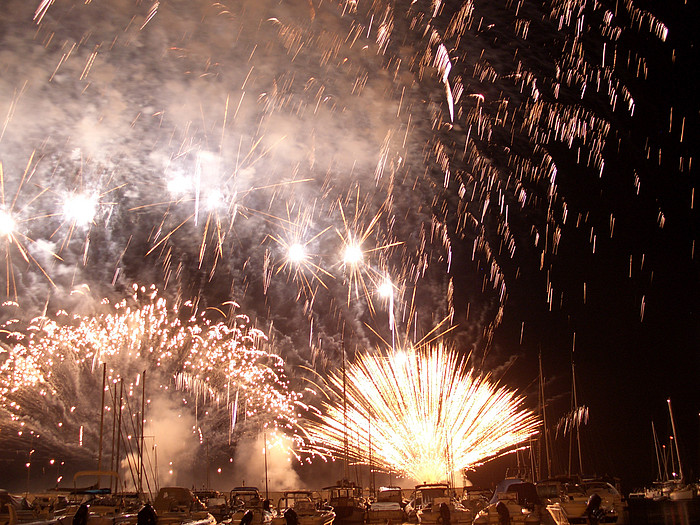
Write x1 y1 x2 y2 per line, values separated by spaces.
271 491 334 525
323 481 365 525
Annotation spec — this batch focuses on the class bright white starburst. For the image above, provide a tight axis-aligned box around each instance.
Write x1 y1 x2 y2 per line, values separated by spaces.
287 243 306 263
0 210 15 237
63 193 97 227
378 278 393 298
343 243 363 265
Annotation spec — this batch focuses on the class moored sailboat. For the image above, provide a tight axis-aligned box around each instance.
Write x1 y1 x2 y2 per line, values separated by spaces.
633 399 697 503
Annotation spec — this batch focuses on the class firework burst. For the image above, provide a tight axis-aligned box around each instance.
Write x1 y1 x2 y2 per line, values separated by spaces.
266 200 334 298
0 284 304 462
0 154 60 298
335 197 403 313
302 344 539 483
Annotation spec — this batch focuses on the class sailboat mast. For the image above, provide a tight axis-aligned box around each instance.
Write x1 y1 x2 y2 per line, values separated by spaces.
568 334 583 477
667 398 684 480
110 382 118 492
263 430 269 499
115 380 123 492
572 361 583 475
368 411 374 497
538 352 552 479
139 370 146 495
206 443 211 491
342 327 349 481
652 421 664 481
567 361 574 477
97 363 107 487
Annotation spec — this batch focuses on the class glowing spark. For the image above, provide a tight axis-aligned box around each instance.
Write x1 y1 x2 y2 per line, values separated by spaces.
288 243 306 264
140 1 160 30
205 192 225 211
0 211 15 237
377 278 393 298
267 204 334 298
63 193 97 227
33 0 54 24
343 243 363 265
0 157 59 298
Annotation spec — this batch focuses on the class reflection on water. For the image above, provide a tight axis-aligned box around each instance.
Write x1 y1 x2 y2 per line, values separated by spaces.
627 498 700 525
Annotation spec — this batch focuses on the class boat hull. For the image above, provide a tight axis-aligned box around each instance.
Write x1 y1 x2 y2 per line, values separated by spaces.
545 503 589 525
332 507 365 525
271 514 334 525
417 509 472 525
366 509 406 524
668 486 695 501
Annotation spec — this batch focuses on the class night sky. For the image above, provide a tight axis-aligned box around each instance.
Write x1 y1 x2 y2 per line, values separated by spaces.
0 0 698 495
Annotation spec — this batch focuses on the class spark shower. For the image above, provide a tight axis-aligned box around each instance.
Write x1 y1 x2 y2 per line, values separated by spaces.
0 0 682 487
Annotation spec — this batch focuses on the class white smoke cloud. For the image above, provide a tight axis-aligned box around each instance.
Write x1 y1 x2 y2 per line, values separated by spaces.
227 433 303 492
146 394 199 489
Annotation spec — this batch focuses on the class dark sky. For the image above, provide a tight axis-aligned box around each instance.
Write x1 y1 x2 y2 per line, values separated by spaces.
482 0 700 489
0 0 698 496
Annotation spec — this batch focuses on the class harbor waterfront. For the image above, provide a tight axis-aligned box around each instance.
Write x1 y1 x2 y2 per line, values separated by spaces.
2 483 700 525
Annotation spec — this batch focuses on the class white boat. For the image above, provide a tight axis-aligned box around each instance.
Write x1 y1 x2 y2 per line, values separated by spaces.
270 491 334 525
667 482 696 501
459 487 491 517
0 490 47 525
409 483 471 525
473 479 542 525
225 487 272 525
536 479 589 524
151 487 216 525
323 481 365 525
580 480 626 522
366 487 405 524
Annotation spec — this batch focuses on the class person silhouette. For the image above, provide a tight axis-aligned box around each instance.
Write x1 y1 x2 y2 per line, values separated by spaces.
284 507 299 525
438 502 451 525
72 503 90 525
240 509 255 525
138 503 158 525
